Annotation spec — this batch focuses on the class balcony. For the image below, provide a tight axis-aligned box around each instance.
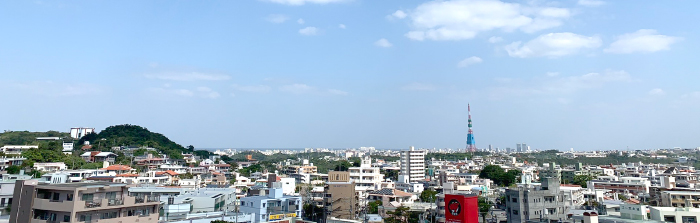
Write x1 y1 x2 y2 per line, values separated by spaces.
85 201 102 208
289 204 299 211
32 198 75 213
147 196 160 202
267 206 283 214
108 199 124 206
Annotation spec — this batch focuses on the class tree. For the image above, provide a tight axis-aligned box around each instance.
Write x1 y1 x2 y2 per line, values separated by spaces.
302 203 324 222
420 189 438 203
333 160 352 171
478 196 492 223
479 165 504 180
187 145 195 152
573 174 594 188
385 206 410 223
382 169 399 181
479 165 520 186
6 165 20 174
368 200 382 214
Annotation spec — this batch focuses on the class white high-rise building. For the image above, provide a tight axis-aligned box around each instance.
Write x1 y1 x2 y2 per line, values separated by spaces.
70 127 95 139
400 146 427 183
349 156 384 201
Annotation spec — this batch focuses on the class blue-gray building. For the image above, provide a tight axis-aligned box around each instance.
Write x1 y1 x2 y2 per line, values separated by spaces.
239 187 302 223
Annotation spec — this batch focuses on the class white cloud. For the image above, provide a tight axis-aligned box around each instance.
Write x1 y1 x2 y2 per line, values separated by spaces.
196 87 221 99
604 29 680 54
404 0 571 41
577 0 605 7
327 89 349 95
297 18 305 24
149 88 194 97
149 86 220 99
681 92 700 99
6 81 103 97
649 88 665 96
299 27 319 36
280 84 313 94
457 56 483 67
402 83 436 91
489 70 632 99
546 72 559 77
233 84 271 93
543 70 632 94
266 14 290 23
504 32 601 58
339 24 346 29
145 72 231 81
388 10 407 19
263 0 346 6
488 36 503 43
375 38 393 48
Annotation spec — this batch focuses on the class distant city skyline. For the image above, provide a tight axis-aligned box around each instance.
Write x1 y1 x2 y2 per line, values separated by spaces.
1 1 699 151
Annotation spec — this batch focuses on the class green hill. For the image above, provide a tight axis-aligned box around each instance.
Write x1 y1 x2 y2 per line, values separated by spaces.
79 124 190 159
0 130 70 146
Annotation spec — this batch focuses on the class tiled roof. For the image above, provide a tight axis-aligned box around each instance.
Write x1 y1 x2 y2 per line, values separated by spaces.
156 170 179 176
102 165 132 171
116 173 139 177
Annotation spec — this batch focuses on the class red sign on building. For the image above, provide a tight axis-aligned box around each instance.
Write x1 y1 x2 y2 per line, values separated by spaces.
445 194 479 223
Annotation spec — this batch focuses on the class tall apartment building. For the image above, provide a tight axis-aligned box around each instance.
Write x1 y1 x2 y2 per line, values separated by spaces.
400 146 426 183
325 171 357 220
10 180 160 223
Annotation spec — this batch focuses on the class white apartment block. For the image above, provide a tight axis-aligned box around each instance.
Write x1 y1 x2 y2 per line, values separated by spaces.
70 127 95 139
349 157 385 200
400 146 426 183
1 145 38 155
34 162 68 172
62 142 74 154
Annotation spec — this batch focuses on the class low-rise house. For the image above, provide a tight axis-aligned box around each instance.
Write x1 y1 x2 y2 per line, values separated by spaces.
101 164 134 176
159 164 189 174
367 188 416 206
34 162 68 172
80 151 117 163
0 145 38 155
0 156 26 170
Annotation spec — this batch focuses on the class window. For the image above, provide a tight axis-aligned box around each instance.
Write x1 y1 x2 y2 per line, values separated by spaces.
63 216 70 222
512 210 518 215
512 198 517 202
82 193 94 201
106 192 117 200
80 215 91 221
52 193 59 201
67 194 73 201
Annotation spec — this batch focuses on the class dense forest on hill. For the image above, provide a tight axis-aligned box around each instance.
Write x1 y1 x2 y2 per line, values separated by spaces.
0 131 70 146
78 124 190 159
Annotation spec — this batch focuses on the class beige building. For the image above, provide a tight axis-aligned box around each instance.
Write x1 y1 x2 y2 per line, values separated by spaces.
10 180 160 223
286 165 318 175
325 171 357 220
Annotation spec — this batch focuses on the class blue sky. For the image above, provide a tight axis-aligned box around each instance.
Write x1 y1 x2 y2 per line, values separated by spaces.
1 0 698 151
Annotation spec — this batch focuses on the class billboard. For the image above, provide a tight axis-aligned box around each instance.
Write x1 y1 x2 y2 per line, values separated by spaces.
445 194 478 223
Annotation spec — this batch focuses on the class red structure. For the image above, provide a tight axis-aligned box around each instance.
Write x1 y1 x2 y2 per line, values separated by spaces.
445 194 479 223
